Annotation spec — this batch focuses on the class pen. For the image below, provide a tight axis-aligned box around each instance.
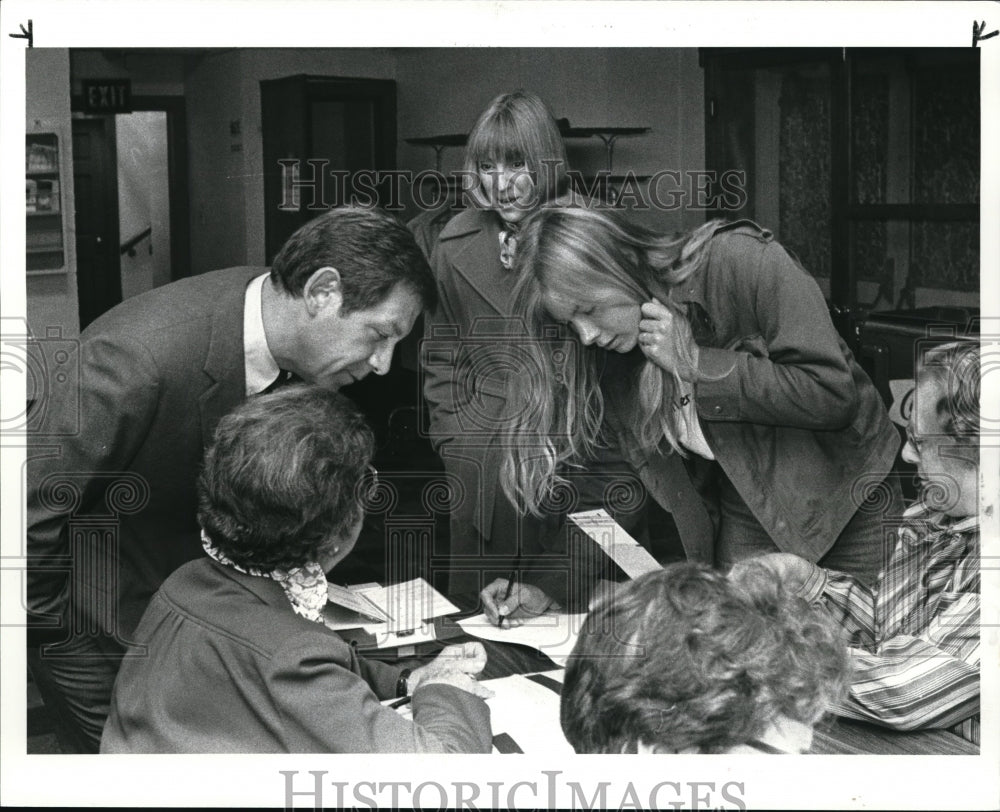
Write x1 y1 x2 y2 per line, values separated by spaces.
497 569 516 629
388 695 412 710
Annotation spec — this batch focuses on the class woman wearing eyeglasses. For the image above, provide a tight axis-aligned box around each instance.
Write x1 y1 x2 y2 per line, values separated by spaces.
101 386 493 753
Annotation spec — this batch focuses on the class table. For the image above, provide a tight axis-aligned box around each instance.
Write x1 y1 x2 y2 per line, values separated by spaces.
810 719 978 755
363 614 980 756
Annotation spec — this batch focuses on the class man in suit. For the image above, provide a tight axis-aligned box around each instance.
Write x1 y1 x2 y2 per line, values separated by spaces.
26 206 435 751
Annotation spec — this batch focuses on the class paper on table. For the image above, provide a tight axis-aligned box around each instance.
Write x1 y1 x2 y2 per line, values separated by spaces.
480 670 574 754
457 612 586 667
382 670 573 755
359 578 459 633
325 578 459 636
568 507 661 579
326 583 391 623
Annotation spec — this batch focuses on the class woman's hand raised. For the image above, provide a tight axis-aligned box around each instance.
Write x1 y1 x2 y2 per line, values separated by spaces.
638 298 699 381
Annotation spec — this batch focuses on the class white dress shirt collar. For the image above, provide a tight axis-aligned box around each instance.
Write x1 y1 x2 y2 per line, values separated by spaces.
244 273 281 396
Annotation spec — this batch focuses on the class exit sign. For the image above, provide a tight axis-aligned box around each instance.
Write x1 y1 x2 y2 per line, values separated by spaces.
82 79 132 113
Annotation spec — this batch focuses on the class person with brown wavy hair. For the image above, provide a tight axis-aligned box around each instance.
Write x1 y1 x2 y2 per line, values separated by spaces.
560 561 849 754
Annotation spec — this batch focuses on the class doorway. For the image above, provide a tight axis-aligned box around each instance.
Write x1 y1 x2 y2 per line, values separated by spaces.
260 75 397 263
116 111 171 300
71 96 189 329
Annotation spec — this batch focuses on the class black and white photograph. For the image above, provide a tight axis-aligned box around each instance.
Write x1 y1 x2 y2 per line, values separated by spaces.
1 1 997 808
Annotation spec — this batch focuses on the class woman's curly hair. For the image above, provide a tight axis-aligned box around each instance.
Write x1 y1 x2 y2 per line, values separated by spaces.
197 385 375 572
560 562 850 753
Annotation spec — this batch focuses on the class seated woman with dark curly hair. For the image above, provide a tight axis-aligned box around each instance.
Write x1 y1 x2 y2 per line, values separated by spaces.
101 385 493 753
560 562 849 754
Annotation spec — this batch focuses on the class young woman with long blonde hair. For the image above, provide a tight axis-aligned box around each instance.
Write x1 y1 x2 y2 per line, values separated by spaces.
487 206 902 622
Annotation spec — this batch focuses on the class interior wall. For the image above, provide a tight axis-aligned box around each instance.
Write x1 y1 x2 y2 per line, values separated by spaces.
184 49 250 276
185 46 706 272
26 49 79 339
32 46 977 333
395 48 706 235
69 50 187 97
183 48 399 274
66 48 707 282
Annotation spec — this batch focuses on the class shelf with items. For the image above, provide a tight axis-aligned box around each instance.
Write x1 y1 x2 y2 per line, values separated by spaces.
405 120 651 203
557 122 652 174
25 131 66 273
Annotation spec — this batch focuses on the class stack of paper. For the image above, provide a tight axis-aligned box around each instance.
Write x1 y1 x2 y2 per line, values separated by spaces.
324 577 459 648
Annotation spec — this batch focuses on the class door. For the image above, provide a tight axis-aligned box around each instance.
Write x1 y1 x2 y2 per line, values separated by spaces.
71 96 190 328
261 75 397 262
72 117 122 329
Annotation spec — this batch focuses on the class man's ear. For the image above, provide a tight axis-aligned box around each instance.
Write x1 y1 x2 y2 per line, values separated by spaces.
303 266 342 316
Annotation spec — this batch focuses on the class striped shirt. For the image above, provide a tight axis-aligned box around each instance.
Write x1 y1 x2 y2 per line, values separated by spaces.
798 500 980 744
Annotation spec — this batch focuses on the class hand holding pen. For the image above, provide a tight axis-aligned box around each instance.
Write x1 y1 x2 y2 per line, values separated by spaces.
480 575 557 628
497 569 517 628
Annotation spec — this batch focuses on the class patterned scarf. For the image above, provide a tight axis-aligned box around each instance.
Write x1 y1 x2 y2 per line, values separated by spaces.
499 225 520 271
200 529 328 623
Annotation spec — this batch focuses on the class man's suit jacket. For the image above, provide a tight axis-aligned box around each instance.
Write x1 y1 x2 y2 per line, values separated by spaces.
27 266 265 651
101 558 493 753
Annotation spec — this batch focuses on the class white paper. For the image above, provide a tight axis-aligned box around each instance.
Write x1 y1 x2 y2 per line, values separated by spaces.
382 670 573 755
326 583 391 623
456 612 586 667
568 507 661 579
355 578 460 632
480 670 574 754
325 577 459 637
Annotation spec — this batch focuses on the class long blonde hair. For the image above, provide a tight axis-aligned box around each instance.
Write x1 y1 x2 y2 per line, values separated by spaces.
501 207 725 515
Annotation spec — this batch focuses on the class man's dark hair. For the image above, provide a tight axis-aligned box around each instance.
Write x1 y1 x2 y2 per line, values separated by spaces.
197 385 375 571
560 562 849 753
270 206 437 314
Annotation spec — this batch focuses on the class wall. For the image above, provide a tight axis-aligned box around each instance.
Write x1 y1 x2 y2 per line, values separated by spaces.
185 48 399 274
395 48 706 235
183 46 706 273
184 49 250 275
28 47 975 336
69 49 186 97
26 49 79 339
62 47 707 281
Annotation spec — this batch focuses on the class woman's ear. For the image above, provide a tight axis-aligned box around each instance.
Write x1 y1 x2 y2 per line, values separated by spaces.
303 266 342 316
